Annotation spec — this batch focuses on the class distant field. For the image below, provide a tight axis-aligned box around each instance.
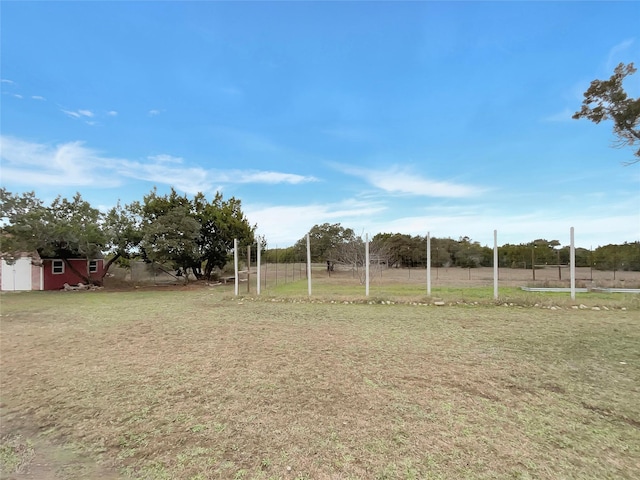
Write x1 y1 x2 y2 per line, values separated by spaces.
250 265 640 303
109 264 640 292
1 289 639 479
253 264 640 290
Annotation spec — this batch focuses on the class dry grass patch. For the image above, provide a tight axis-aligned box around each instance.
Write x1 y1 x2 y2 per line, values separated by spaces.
1 289 639 479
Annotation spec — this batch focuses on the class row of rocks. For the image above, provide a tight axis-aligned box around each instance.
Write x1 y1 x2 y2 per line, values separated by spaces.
228 295 630 311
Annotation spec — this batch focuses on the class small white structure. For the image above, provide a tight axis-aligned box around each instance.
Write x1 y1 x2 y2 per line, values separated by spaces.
0 254 43 291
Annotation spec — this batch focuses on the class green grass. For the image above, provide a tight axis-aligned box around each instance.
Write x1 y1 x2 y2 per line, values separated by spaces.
263 278 639 309
0 433 34 475
1 288 639 479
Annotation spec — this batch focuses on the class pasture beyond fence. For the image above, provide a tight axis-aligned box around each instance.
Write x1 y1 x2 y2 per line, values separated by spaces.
107 229 640 299
228 231 640 300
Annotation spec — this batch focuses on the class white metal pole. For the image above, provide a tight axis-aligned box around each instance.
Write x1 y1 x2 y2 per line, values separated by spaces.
234 238 239 296
256 237 261 295
247 245 251 294
493 229 498 300
306 233 312 296
570 227 576 300
426 232 431 296
365 234 370 297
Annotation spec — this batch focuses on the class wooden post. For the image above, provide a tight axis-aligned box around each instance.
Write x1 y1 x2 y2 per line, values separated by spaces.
532 247 536 281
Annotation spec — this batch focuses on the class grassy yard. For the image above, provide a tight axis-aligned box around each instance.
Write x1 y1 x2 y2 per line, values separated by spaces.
1 287 639 479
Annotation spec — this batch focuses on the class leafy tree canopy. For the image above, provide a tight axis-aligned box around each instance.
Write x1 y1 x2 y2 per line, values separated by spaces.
294 223 356 262
573 62 640 164
138 188 256 280
1 187 256 284
1 189 48 258
102 200 144 272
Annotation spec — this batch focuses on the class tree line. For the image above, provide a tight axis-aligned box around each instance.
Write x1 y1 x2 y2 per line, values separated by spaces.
2 190 638 289
0 188 255 285
262 223 640 272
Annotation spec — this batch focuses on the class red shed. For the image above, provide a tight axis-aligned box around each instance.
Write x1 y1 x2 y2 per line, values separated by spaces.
41 258 105 290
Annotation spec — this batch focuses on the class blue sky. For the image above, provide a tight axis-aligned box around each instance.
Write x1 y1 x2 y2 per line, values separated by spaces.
1 1 639 249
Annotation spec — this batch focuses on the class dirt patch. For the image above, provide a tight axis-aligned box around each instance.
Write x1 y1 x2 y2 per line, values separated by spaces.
582 402 640 429
0 406 120 480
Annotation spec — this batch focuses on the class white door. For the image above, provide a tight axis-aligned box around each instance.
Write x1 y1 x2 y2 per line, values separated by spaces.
1 257 33 291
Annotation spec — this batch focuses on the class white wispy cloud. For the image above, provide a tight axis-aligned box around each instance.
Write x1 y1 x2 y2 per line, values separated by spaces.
0 79 15 85
107 110 118 116
0 137 210 194
116 158 213 195
31 95 46 101
1 135 322 194
116 159 316 193
234 171 317 184
335 163 483 198
0 135 122 188
62 109 95 119
606 38 635 71
147 154 183 164
148 109 162 116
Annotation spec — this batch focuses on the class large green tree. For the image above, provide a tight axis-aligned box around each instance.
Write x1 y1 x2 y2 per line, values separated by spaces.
192 192 256 279
372 233 416 268
573 62 640 164
295 223 356 262
139 188 202 279
140 206 201 275
139 188 255 281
